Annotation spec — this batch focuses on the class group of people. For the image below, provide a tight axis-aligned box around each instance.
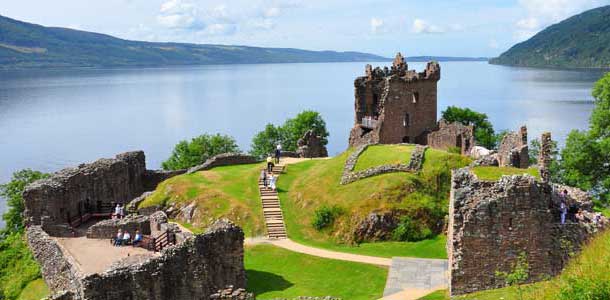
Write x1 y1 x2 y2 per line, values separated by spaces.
113 229 143 247
559 189 604 225
113 203 126 219
260 169 277 191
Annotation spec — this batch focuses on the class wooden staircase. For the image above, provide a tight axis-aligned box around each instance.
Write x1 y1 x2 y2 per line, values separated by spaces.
259 165 288 239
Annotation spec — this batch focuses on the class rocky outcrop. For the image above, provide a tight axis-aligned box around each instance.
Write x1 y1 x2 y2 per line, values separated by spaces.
297 130 328 158
86 215 151 238
353 211 398 242
340 144 427 185
126 191 154 214
187 153 259 174
447 168 606 296
149 211 169 231
210 286 254 299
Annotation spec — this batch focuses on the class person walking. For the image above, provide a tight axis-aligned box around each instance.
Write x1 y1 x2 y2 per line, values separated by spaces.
269 172 277 191
266 155 274 173
275 144 282 164
260 169 268 189
560 189 569 225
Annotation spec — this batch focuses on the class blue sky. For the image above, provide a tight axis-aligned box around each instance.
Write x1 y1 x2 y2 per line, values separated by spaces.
3 0 610 57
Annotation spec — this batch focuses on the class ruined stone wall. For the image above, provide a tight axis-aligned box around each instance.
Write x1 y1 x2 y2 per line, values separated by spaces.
187 153 259 174
348 53 440 147
447 168 603 295
427 120 475 155
497 126 529 168
297 130 328 158
86 215 151 239
26 226 83 293
78 220 245 300
23 151 182 236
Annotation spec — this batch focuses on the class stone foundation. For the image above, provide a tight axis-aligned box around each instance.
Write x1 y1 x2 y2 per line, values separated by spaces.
28 219 247 300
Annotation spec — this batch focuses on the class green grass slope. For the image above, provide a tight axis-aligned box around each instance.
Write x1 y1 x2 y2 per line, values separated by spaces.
0 15 388 69
245 244 387 300
0 233 45 300
490 5 610 69
277 146 470 258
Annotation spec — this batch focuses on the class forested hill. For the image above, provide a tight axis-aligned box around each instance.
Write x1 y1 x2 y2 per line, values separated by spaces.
490 5 610 69
0 15 388 69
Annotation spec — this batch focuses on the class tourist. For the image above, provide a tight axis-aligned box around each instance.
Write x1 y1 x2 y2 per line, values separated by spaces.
123 230 131 246
269 172 277 191
133 230 142 247
119 204 125 219
114 203 121 219
267 155 274 173
275 144 282 164
260 169 268 189
560 199 568 225
114 229 123 246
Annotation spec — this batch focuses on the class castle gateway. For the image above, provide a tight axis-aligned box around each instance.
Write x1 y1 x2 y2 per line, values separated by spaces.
349 53 441 147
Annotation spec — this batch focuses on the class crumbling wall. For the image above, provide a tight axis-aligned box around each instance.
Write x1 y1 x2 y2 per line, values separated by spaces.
447 168 604 295
23 151 182 236
187 153 259 174
497 126 529 168
427 120 475 155
348 53 440 147
297 130 329 158
86 215 151 239
26 226 83 293
78 220 246 300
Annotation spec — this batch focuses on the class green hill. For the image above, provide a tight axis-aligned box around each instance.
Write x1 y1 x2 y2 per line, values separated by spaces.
490 5 610 69
0 15 388 69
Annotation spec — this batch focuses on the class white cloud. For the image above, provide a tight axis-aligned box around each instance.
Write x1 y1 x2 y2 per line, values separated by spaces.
264 7 281 18
250 18 276 30
412 19 444 34
157 0 203 30
514 0 609 40
489 39 499 49
203 23 237 35
370 17 385 34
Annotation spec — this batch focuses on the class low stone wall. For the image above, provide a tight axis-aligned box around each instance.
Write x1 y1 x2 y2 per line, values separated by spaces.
187 153 259 174
149 211 169 231
144 169 187 191
447 168 606 296
26 226 83 293
340 144 427 185
86 215 151 239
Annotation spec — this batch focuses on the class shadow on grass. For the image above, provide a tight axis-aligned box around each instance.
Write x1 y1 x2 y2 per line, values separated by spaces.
246 269 294 295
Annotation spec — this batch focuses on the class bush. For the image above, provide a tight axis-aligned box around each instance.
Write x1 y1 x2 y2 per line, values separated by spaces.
312 206 343 231
162 133 240 171
392 216 434 242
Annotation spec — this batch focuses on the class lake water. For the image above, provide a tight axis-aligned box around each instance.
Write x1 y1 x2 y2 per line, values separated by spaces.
0 61 606 227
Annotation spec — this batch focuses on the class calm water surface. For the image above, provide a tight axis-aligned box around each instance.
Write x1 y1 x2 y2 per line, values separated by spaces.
0 61 605 226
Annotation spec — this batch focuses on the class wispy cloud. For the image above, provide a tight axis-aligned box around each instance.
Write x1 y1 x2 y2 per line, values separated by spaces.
370 17 385 34
412 19 445 34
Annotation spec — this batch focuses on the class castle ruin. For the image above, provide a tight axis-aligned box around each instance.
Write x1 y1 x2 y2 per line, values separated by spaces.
348 53 440 147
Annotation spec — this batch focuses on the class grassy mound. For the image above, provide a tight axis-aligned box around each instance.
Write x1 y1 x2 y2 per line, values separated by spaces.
421 229 610 300
472 166 540 181
278 146 470 258
354 144 413 171
17 279 48 300
0 233 45 300
245 244 387 299
140 163 266 236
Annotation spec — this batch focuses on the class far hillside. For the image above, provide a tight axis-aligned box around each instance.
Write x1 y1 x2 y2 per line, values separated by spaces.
490 5 610 69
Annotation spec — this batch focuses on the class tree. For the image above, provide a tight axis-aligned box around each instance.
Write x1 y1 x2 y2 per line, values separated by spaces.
441 106 496 149
250 124 286 159
162 134 240 171
250 110 330 158
558 72 610 203
282 110 329 151
0 169 49 236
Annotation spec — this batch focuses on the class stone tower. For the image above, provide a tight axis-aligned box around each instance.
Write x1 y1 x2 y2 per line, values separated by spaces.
348 53 441 147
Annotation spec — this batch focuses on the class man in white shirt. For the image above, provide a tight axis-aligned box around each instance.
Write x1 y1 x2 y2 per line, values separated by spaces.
275 144 282 164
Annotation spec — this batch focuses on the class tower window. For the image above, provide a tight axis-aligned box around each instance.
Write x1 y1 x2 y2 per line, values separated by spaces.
403 113 410 128
412 92 420 103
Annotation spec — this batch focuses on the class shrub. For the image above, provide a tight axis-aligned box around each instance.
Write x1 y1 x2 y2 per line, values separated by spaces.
312 206 342 230
392 215 434 242
162 133 239 171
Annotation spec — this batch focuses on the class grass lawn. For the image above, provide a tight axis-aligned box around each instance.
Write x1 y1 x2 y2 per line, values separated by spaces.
18 279 48 300
471 166 540 181
140 163 265 237
277 146 470 259
245 244 387 300
354 144 414 171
